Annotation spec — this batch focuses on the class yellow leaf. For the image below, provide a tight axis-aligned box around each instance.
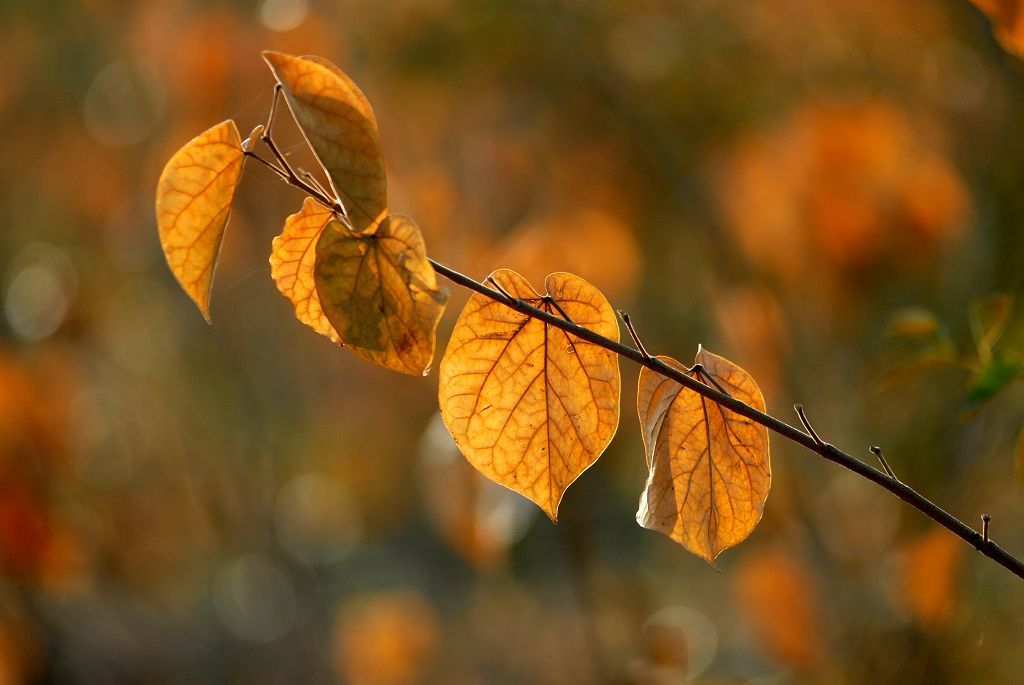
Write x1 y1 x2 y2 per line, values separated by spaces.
314 214 447 375
270 197 341 343
262 51 387 233
155 120 245 321
437 269 621 521
636 348 770 564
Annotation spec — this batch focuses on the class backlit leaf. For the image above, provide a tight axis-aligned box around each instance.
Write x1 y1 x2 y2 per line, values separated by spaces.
155 120 245 321
315 214 448 375
636 348 771 564
263 51 387 233
270 197 340 343
437 269 621 521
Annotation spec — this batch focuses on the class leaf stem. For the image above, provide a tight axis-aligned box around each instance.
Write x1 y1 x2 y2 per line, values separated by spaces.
869 445 898 481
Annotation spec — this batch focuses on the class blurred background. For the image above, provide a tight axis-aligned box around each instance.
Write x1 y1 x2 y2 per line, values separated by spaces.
2 0 1024 682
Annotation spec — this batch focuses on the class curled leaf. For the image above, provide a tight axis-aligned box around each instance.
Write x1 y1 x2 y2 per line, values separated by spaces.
315 214 447 375
437 269 621 521
262 51 387 233
637 348 771 564
155 120 245 321
270 198 340 343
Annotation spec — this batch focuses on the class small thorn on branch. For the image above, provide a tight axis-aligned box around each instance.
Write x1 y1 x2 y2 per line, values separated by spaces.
485 276 516 304
544 296 575 324
982 514 992 545
617 310 652 362
869 446 898 481
689 364 731 397
794 404 827 448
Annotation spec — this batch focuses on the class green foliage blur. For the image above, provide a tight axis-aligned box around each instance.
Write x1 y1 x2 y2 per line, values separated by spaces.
2 0 1024 683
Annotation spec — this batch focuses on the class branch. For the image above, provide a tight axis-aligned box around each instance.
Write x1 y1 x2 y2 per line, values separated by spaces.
425 257 1024 581
252 113 1024 582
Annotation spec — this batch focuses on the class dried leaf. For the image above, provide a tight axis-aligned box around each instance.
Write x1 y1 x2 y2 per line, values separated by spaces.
437 269 621 521
636 348 770 564
315 214 448 375
270 197 340 343
155 120 245 321
263 51 387 233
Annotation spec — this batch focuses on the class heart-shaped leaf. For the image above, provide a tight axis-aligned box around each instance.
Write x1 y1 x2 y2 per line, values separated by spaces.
438 269 621 521
636 348 771 564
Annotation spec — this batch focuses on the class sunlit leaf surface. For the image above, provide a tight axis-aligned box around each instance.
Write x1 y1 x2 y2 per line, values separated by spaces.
437 269 621 521
270 197 340 343
636 348 770 564
155 120 245 321
315 214 447 375
263 51 387 233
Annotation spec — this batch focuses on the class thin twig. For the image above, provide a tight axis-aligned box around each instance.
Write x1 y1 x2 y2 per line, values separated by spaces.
617 311 652 362
794 404 827 447
485 276 515 303
695 366 732 398
869 446 898 481
982 514 992 545
545 296 575 324
424 257 1024 581
256 100 1024 583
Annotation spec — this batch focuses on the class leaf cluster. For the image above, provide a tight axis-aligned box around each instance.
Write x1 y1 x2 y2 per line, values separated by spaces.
155 51 775 564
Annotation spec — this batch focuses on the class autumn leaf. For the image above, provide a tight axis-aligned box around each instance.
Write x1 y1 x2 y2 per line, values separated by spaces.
262 51 387 233
270 197 340 343
636 348 770 564
314 214 448 375
155 120 245 321
437 269 621 521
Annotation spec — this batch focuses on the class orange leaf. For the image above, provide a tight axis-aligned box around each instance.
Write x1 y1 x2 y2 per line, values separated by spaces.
263 51 387 233
155 120 245 321
270 197 341 343
314 214 448 375
636 348 771 564
437 269 621 521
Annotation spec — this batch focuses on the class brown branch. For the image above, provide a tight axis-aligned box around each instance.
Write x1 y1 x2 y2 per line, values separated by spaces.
254 108 1024 583
425 257 1024 581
